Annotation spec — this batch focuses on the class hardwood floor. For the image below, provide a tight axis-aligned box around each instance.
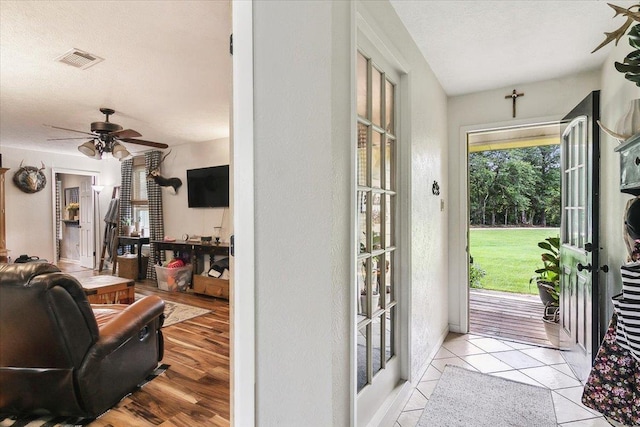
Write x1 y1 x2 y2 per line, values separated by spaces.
469 288 555 347
58 262 230 426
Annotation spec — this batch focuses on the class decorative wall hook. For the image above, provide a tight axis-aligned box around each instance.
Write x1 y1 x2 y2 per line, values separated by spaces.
432 181 440 196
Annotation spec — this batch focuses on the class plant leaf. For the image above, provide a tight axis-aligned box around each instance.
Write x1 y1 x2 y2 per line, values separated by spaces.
615 60 640 74
629 24 640 48
538 241 553 251
624 72 640 84
624 49 640 65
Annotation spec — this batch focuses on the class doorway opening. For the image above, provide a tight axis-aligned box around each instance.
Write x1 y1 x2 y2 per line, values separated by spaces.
467 122 561 347
53 170 99 269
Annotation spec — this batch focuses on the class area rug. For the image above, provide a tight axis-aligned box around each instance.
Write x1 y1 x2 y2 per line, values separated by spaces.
135 293 210 327
417 365 557 427
0 364 169 427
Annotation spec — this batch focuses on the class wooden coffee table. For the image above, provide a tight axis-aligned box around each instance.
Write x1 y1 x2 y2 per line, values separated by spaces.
81 275 135 304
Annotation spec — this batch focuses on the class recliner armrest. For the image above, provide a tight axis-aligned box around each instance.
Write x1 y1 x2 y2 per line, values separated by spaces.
90 296 165 358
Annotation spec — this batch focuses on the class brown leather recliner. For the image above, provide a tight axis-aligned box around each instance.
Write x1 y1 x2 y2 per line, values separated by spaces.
0 262 165 418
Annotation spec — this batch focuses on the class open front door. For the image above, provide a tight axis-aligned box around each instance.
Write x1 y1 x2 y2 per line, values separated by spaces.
559 91 600 381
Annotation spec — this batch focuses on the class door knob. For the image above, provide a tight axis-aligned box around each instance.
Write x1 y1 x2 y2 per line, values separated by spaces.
600 265 609 273
584 243 593 252
577 263 592 272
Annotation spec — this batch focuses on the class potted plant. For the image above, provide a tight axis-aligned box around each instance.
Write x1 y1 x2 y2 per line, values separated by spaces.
65 202 79 220
359 259 380 316
530 236 560 305
359 234 382 315
121 218 134 236
530 236 561 346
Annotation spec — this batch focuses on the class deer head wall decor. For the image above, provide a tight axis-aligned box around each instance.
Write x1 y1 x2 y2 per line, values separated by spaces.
13 161 46 193
147 150 182 194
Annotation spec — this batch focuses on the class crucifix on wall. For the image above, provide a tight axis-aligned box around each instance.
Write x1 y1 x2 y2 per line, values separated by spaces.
505 89 524 118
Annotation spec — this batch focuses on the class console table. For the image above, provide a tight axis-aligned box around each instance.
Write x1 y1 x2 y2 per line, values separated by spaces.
152 240 230 298
152 240 229 272
113 236 150 280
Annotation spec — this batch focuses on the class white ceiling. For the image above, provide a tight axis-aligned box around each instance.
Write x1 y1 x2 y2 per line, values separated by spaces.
390 0 637 96
0 0 231 156
0 1 635 157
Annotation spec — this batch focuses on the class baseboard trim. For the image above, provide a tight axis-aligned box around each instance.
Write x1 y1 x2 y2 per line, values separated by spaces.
371 380 413 427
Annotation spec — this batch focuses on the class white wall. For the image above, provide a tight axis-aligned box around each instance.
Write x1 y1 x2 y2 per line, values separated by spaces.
598 42 640 333
159 138 230 241
253 1 335 424
252 0 449 425
446 70 601 332
1 146 120 263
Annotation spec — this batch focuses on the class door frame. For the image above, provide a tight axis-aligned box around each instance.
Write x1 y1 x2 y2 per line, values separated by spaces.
231 1 255 425
454 114 562 333
50 168 100 267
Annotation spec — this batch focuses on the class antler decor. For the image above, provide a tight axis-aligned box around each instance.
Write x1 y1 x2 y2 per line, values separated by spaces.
593 3 640 87
13 161 47 193
147 150 182 194
592 3 640 53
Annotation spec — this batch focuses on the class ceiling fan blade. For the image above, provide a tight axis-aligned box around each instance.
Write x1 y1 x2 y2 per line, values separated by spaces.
120 138 169 149
47 137 92 141
111 129 142 139
45 124 94 136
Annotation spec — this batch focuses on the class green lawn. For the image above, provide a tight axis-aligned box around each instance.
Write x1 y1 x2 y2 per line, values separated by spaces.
469 228 559 295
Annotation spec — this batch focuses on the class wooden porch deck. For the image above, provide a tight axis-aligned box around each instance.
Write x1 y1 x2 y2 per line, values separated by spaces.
469 289 555 348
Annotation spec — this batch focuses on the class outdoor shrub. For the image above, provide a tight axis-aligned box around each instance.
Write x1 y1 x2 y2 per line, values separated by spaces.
469 263 487 289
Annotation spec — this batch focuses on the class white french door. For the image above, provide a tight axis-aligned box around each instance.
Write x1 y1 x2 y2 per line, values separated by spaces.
355 35 401 425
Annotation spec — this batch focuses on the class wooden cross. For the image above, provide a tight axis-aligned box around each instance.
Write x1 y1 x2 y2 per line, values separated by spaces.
505 89 524 118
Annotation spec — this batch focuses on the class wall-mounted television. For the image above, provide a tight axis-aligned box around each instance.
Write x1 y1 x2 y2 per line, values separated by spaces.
186 165 229 208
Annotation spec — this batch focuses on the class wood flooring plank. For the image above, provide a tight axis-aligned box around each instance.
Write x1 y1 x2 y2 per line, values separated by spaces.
469 289 555 347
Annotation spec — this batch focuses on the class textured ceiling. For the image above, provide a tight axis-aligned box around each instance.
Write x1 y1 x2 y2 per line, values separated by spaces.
1 1 637 157
0 0 231 156
390 0 637 96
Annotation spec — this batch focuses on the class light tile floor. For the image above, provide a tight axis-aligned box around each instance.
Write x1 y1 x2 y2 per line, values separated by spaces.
394 333 614 427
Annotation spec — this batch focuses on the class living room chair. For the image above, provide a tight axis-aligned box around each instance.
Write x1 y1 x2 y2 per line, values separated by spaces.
0 262 165 418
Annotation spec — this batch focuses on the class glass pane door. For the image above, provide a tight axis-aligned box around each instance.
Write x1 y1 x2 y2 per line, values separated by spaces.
356 50 397 394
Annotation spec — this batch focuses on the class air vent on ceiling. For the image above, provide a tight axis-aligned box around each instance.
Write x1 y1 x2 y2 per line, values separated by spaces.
55 48 103 70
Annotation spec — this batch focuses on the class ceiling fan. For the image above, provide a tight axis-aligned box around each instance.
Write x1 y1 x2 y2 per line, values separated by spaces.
47 108 169 159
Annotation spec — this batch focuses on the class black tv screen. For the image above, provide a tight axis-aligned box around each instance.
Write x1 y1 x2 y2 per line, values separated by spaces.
187 165 229 208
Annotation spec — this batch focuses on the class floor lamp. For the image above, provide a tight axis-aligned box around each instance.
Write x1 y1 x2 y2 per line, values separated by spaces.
92 185 104 270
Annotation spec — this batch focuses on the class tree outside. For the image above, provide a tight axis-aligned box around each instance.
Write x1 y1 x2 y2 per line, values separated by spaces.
469 145 560 294
469 145 560 227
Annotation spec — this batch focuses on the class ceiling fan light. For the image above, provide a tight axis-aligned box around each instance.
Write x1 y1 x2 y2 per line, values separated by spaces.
112 142 130 159
78 141 96 157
